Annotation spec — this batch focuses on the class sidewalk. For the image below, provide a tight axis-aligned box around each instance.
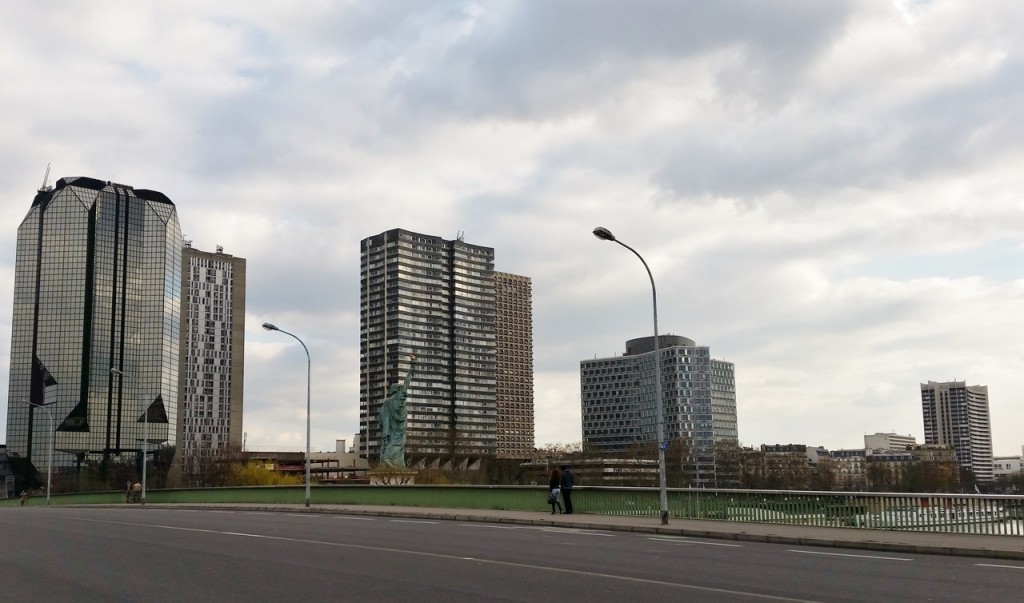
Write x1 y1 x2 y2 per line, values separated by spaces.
136 503 1024 561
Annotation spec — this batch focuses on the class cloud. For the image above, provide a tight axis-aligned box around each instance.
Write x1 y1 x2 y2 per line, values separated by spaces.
2 0 1024 459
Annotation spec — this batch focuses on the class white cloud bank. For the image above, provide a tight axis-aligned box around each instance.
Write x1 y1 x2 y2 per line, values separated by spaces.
2 1 1023 455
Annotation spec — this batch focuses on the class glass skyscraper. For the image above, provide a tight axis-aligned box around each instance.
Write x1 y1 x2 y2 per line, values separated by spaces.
5 176 182 475
581 335 738 485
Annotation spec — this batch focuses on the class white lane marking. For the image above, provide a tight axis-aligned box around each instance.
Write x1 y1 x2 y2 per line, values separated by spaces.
243 512 271 515
286 514 318 518
208 511 235 514
787 550 912 562
392 519 437 525
976 564 1024 570
458 523 519 529
538 528 613 537
336 516 376 521
646 537 741 548
55 514 824 603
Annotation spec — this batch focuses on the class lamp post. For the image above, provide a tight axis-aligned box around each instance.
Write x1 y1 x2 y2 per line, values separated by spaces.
262 322 312 508
593 226 669 525
110 368 148 505
22 399 54 505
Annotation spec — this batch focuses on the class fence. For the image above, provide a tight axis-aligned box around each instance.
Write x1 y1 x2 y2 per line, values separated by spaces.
3 485 1022 536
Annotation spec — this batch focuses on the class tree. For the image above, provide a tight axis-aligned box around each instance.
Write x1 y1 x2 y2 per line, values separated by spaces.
177 444 245 488
532 442 583 460
810 458 836 491
228 462 303 486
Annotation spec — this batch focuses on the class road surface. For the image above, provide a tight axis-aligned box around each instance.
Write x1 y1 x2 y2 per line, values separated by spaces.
3 507 1022 602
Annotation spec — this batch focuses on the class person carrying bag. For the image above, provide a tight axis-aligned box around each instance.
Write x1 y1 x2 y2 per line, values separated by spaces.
547 467 563 514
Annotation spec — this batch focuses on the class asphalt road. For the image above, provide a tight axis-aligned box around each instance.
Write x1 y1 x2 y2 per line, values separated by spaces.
3 507 1023 602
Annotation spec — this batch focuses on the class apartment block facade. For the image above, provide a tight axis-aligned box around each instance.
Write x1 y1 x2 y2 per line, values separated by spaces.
920 380 994 481
177 244 246 474
359 229 534 468
494 272 534 459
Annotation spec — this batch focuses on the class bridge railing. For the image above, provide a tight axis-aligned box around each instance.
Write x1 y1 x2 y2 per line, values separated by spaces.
4 485 1022 535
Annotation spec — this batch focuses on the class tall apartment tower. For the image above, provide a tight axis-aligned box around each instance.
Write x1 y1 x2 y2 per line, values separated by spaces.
581 335 738 485
5 177 181 474
920 380 994 481
177 243 246 473
494 272 534 459
359 229 534 468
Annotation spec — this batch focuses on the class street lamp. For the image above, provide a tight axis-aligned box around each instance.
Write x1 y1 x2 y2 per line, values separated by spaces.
593 226 669 525
110 368 149 505
22 399 54 505
263 322 312 508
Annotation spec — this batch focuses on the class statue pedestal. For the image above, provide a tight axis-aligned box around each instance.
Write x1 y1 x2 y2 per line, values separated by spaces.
368 469 417 485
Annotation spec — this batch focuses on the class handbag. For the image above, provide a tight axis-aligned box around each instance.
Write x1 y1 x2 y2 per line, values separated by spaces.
547 488 560 504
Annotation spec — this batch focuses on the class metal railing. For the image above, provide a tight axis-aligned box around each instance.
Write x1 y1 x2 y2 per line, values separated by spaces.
4 484 1022 536
585 487 1024 535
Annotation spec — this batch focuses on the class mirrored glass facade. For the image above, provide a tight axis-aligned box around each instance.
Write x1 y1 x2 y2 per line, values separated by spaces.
5 177 182 471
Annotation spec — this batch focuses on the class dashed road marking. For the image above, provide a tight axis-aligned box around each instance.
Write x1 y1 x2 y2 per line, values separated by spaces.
647 537 742 548
787 550 912 561
976 563 1024 570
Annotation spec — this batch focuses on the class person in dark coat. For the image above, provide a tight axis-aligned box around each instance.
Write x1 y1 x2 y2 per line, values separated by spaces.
559 465 575 514
548 467 562 514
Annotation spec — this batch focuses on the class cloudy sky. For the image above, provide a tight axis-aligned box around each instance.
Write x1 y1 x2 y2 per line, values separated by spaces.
1 1 1023 456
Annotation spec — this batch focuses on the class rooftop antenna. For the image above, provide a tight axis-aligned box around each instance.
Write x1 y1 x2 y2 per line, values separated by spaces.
39 163 52 192
456 230 465 242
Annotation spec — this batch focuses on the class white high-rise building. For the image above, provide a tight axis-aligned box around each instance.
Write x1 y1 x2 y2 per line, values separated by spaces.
177 244 246 476
920 380 994 482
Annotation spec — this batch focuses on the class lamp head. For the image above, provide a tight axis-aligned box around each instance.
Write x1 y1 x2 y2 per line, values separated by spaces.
593 226 616 242
262 322 279 331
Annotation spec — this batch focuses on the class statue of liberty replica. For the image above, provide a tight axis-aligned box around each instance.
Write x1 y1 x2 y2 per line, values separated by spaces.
379 354 416 467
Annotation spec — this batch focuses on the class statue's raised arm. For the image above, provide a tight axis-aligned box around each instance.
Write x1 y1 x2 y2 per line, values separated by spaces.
403 354 417 390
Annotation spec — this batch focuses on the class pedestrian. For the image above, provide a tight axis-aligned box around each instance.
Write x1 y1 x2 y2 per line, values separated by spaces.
125 479 132 504
547 467 562 514
131 482 142 503
20 490 28 506
560 465 575 515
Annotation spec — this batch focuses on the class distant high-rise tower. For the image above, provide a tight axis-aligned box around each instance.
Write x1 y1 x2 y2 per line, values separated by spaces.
359 229 534 468
5 177 181 474
581 335 738 485
920 380 993 481
494 272 534 459
177 243 246 474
